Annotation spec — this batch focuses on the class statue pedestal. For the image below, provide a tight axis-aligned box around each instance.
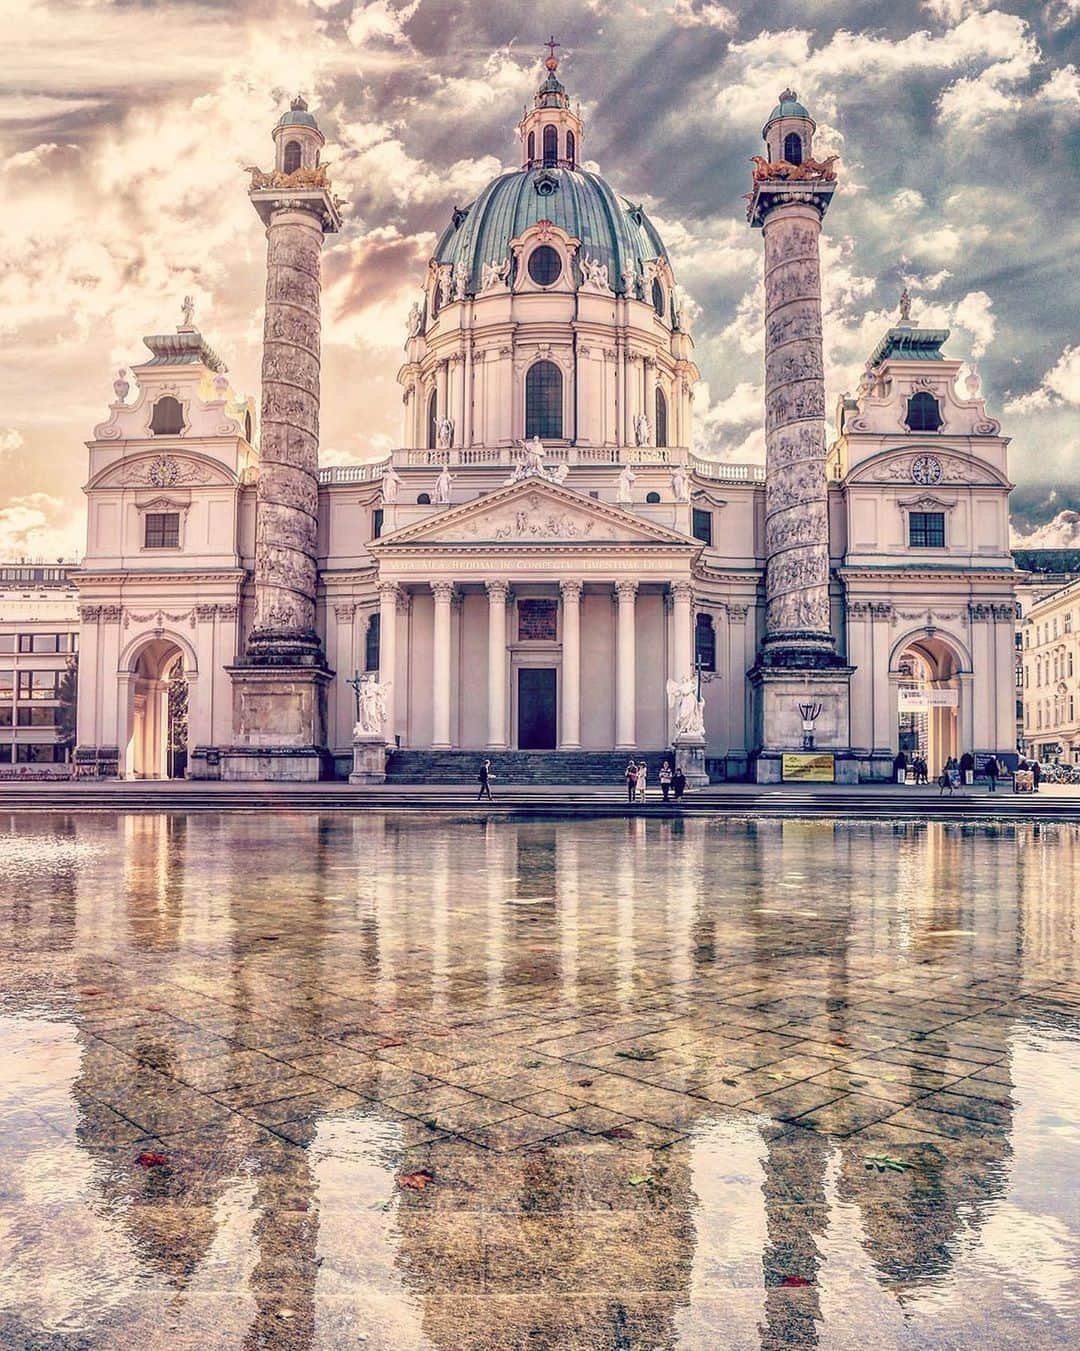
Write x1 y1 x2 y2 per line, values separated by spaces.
674 735 709 787
221 665 332 782
749 664 856 784
349 733 387 785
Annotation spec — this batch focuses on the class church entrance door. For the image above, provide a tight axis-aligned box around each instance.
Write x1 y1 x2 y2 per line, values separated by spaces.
517 668 557 749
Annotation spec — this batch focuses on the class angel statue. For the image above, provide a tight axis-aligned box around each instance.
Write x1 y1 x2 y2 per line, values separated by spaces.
634 411 651 447
580 256 610 290
405 301 423 337
480 257 511 293
381 462 402 504
520 435 546 473
667 674 705 739
616 463 636 505
670 464 691 502
436 417 454 449
355 675 390 737
433 464 453 504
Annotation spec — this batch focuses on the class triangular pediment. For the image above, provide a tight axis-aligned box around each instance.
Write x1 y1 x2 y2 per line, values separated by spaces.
372 478 699 549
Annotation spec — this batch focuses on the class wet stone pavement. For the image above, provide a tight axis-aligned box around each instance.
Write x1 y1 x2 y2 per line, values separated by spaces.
0 813 1077 1350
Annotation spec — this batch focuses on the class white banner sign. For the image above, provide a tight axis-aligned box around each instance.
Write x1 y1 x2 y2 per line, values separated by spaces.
898 687 959 712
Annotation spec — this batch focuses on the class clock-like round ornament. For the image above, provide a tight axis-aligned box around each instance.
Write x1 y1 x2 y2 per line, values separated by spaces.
148 455 180 487
911 455 942 485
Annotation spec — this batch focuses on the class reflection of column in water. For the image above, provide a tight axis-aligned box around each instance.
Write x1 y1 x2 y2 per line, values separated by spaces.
758 1126 831 1348
557 828 580 1007
673 1117 769 1344
348 814 385 977
484 819 509 1012
372 817 401 1011
615 820 639 1008
428 831 450 1016
665 818 702 991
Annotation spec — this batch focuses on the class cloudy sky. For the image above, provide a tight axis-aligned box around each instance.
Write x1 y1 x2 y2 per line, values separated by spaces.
1 0 1077 559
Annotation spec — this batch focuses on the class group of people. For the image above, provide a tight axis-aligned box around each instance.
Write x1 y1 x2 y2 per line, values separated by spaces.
894 749 1010 795
625 758 687 804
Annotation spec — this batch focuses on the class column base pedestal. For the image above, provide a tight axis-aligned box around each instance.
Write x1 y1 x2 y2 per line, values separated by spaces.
674 736 709 787
349 735 387 785
749 661 855 784
222 663 333 782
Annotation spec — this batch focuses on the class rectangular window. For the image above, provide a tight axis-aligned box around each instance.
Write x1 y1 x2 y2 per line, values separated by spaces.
144 512 180 549
17 633 70 654
908 511 945 548
0 636 14 654
17 671 60 701
372 508 384 540
1065 612 1073 634
0 708 12 727
16 743 64 764
692 508 713 547
17 706 56 727
0 669 12 697
0 744 12 763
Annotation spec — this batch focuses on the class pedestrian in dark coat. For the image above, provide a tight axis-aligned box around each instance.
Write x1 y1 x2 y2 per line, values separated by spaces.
985 755 999 792
672 767 687 801
624 759 638 804
477 759 494 800
1032 760 1041 792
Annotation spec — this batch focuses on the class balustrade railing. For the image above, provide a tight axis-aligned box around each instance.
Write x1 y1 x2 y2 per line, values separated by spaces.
316 448 766 484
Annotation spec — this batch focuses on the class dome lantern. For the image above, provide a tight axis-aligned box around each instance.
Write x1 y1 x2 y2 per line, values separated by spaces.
762 87 816 168
272 94 325 176
518 38 583 171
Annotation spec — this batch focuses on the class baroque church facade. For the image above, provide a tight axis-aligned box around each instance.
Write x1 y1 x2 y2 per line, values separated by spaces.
73 57 1017 782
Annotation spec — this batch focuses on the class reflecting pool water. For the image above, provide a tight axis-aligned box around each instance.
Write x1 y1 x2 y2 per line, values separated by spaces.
0 813 1078 1349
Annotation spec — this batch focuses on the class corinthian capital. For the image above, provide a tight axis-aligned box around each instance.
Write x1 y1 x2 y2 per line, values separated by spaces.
615 579 639 602
559 579 583 602
485 579 511 602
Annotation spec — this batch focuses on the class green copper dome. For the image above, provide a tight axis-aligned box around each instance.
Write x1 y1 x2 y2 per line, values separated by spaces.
277 95 318 129
433 166 671 297
763 88 813 131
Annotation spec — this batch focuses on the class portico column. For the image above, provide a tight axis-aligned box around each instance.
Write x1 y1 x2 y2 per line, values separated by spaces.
672 582 694 680
376 581 398 745
615 580 638 749
435 360 449 427
431 581 454 748
560 580 582 748
485 579 509 748
645 358 657 441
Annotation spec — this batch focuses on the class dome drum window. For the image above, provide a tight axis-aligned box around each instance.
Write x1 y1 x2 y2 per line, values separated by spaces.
527 245 562 287
651 278 665 318
542 125 558 167
282 140 302 174
525 360 563 439
783 132 803 166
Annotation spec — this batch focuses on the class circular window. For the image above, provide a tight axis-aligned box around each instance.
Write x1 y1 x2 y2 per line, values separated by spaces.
528 246 562 286
645 491 661 504
417 492 431 505
652 278 665 317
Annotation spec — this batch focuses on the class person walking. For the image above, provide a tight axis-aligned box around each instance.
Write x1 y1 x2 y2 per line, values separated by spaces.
636 760 648 803
1032 758 1041 793
477 758 494 801
985 754 999 792
893 751 908 785
672 766 687 802
624 759 638 804
659 760 673 802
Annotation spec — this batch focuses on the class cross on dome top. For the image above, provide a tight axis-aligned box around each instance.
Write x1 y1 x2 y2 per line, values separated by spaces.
544 35 561 69
518 39 582 169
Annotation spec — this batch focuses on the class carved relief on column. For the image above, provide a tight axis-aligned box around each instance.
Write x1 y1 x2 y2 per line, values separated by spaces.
761 207 834 653
248 210 326 663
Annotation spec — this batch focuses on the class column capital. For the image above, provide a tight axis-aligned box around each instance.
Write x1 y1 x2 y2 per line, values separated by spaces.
431 580 456 602
614 579 639 602
376 580 400 602
671 581 695 603
485 578 511 601
559 579 583 602
333 603 355 622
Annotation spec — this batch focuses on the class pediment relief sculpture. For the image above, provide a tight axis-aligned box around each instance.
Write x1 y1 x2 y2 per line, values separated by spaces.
853 451 1005 487
92 452 233 490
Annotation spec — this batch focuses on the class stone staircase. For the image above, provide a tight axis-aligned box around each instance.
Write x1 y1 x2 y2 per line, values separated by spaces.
385 749 667 785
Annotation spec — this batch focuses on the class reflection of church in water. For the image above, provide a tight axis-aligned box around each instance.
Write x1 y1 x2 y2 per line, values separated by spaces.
74 54 1017 781
19 813 1070 1347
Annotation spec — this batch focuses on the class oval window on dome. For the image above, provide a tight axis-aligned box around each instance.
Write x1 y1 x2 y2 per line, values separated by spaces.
528 246 562 287
651 278 665 318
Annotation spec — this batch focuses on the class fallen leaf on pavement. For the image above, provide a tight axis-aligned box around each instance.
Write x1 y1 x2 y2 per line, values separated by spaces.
627 1174 654 1187
781 1275 812 1287
136 1151 169 1168
722 1077 739 1086
575 1078 594 1087
616 1048 658 1061
863 1154 910 1173
602 1126 635 1140
396 1169 435 1191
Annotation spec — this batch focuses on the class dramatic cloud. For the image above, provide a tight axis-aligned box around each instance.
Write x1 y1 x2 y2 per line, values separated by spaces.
0 0 1077 558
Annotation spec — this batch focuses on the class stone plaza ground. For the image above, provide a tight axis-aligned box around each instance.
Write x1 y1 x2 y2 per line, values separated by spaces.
0 811 1077 1349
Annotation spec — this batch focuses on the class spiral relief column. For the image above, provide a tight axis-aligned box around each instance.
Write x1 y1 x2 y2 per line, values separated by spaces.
224 97 343 781
746 91 854 782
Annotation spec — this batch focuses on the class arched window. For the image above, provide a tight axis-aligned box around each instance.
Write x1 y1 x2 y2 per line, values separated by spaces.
542 124 558 167
527 130 535 162
243 410 253 442
695 614 716 672
427 390 438 449
566 130 575 168
365 613 380 672
783 132 802 165
283 140 302 174
906 391 943 432
417 492 431 505
525 360 563 439
654 387 668 448
149 395 184 436
651 278 665 317
645 491 661 504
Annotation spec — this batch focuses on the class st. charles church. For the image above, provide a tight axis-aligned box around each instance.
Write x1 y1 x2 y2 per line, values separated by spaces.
73 51 1017 782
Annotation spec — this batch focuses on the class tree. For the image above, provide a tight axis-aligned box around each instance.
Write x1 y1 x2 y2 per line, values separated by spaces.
56 656 78 757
